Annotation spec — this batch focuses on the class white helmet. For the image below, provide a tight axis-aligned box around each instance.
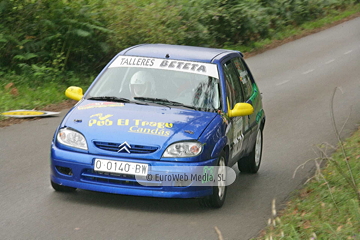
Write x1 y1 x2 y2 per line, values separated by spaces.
129 71 155 97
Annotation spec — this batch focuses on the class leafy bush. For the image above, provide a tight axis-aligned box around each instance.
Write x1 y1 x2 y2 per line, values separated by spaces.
0 0 358 85
206 0 271 46
103 0 213 49
0 0 111 75
207 0 358 46
258 0 357 27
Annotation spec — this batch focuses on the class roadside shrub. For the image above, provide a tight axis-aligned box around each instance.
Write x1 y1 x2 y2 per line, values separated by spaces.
259 0 358 28
176 0 215 47
103 0 213 50
0 0 111 75
0 0 358 87
206 0 271 46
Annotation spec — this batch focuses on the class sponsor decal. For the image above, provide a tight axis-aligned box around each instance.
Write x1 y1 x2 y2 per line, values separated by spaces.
88 114 173 137
109 56 219 79
256 109 264 123
159 60 206 73
217 109 229 124
89 113 114 126
78 102 124 110
118 57 155 67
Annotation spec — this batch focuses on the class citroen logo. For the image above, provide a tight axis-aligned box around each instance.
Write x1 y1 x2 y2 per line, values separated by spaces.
118 141 131 153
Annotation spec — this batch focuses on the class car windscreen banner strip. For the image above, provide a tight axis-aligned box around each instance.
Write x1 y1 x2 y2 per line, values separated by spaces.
109 56 219 79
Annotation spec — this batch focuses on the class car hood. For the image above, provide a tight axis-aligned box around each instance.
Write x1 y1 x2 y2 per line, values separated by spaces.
63 100 217 149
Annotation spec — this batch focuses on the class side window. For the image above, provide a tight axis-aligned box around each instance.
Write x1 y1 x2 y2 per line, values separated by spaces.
233 58 253 100
223 60 244 109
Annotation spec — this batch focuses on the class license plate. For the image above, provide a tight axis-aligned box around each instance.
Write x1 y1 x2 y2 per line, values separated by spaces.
94 159 148 176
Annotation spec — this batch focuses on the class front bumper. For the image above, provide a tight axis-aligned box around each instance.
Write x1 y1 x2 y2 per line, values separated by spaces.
50 145 217 198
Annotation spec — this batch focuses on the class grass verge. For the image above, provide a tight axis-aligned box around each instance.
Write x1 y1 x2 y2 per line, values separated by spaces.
0 75 90 122
257 125 360 239
0 82 68 121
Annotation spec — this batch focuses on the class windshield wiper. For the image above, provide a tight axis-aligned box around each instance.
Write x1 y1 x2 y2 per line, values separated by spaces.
134 97 197 110
88 96 130 102
88 96 148 105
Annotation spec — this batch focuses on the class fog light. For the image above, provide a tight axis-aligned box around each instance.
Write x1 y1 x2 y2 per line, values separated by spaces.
173 179 192 187
56 166 73 176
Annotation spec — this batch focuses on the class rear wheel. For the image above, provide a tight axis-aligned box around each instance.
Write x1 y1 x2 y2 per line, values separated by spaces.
238 128 263 173
51 180 77 192
199 150 227 208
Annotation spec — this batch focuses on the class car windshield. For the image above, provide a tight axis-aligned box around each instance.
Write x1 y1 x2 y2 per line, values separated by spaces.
86 66 221 112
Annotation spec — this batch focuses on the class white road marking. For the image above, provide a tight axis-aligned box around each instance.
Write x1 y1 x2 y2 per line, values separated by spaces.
344 50 353 55
276 80 290 86
325 59 335 64
302 69 314 74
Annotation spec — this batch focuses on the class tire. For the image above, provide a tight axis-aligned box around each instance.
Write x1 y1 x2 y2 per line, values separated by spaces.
199 150 227 208
51 180 77 192
238 128 263 174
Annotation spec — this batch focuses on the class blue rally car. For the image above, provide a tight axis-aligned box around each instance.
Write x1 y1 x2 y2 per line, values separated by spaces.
50 44 265 208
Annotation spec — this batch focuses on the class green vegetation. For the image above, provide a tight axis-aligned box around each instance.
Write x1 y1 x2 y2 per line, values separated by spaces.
258 126 360 239
0 0 359 115
1 0 358 73
229 3 360 53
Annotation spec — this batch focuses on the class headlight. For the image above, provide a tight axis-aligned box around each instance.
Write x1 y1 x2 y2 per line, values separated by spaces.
163 142 202 158
57 128 88 150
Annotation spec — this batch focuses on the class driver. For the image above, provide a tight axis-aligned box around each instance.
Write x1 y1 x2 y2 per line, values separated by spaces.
129 71 156 97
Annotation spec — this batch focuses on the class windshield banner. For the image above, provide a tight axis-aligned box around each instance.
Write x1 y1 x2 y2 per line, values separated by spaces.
109 56 219 79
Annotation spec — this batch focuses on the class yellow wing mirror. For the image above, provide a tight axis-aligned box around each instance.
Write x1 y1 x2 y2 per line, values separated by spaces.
228 103 254 118
65 86 83 101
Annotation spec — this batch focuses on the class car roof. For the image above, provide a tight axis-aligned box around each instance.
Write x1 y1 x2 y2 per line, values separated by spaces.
120 44 242 63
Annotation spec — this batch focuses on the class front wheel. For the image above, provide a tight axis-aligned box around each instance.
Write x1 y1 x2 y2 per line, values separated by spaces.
199 150 227 208
238 128 263 173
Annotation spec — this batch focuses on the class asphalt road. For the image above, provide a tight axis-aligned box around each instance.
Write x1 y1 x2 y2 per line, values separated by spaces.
1 18 359 240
